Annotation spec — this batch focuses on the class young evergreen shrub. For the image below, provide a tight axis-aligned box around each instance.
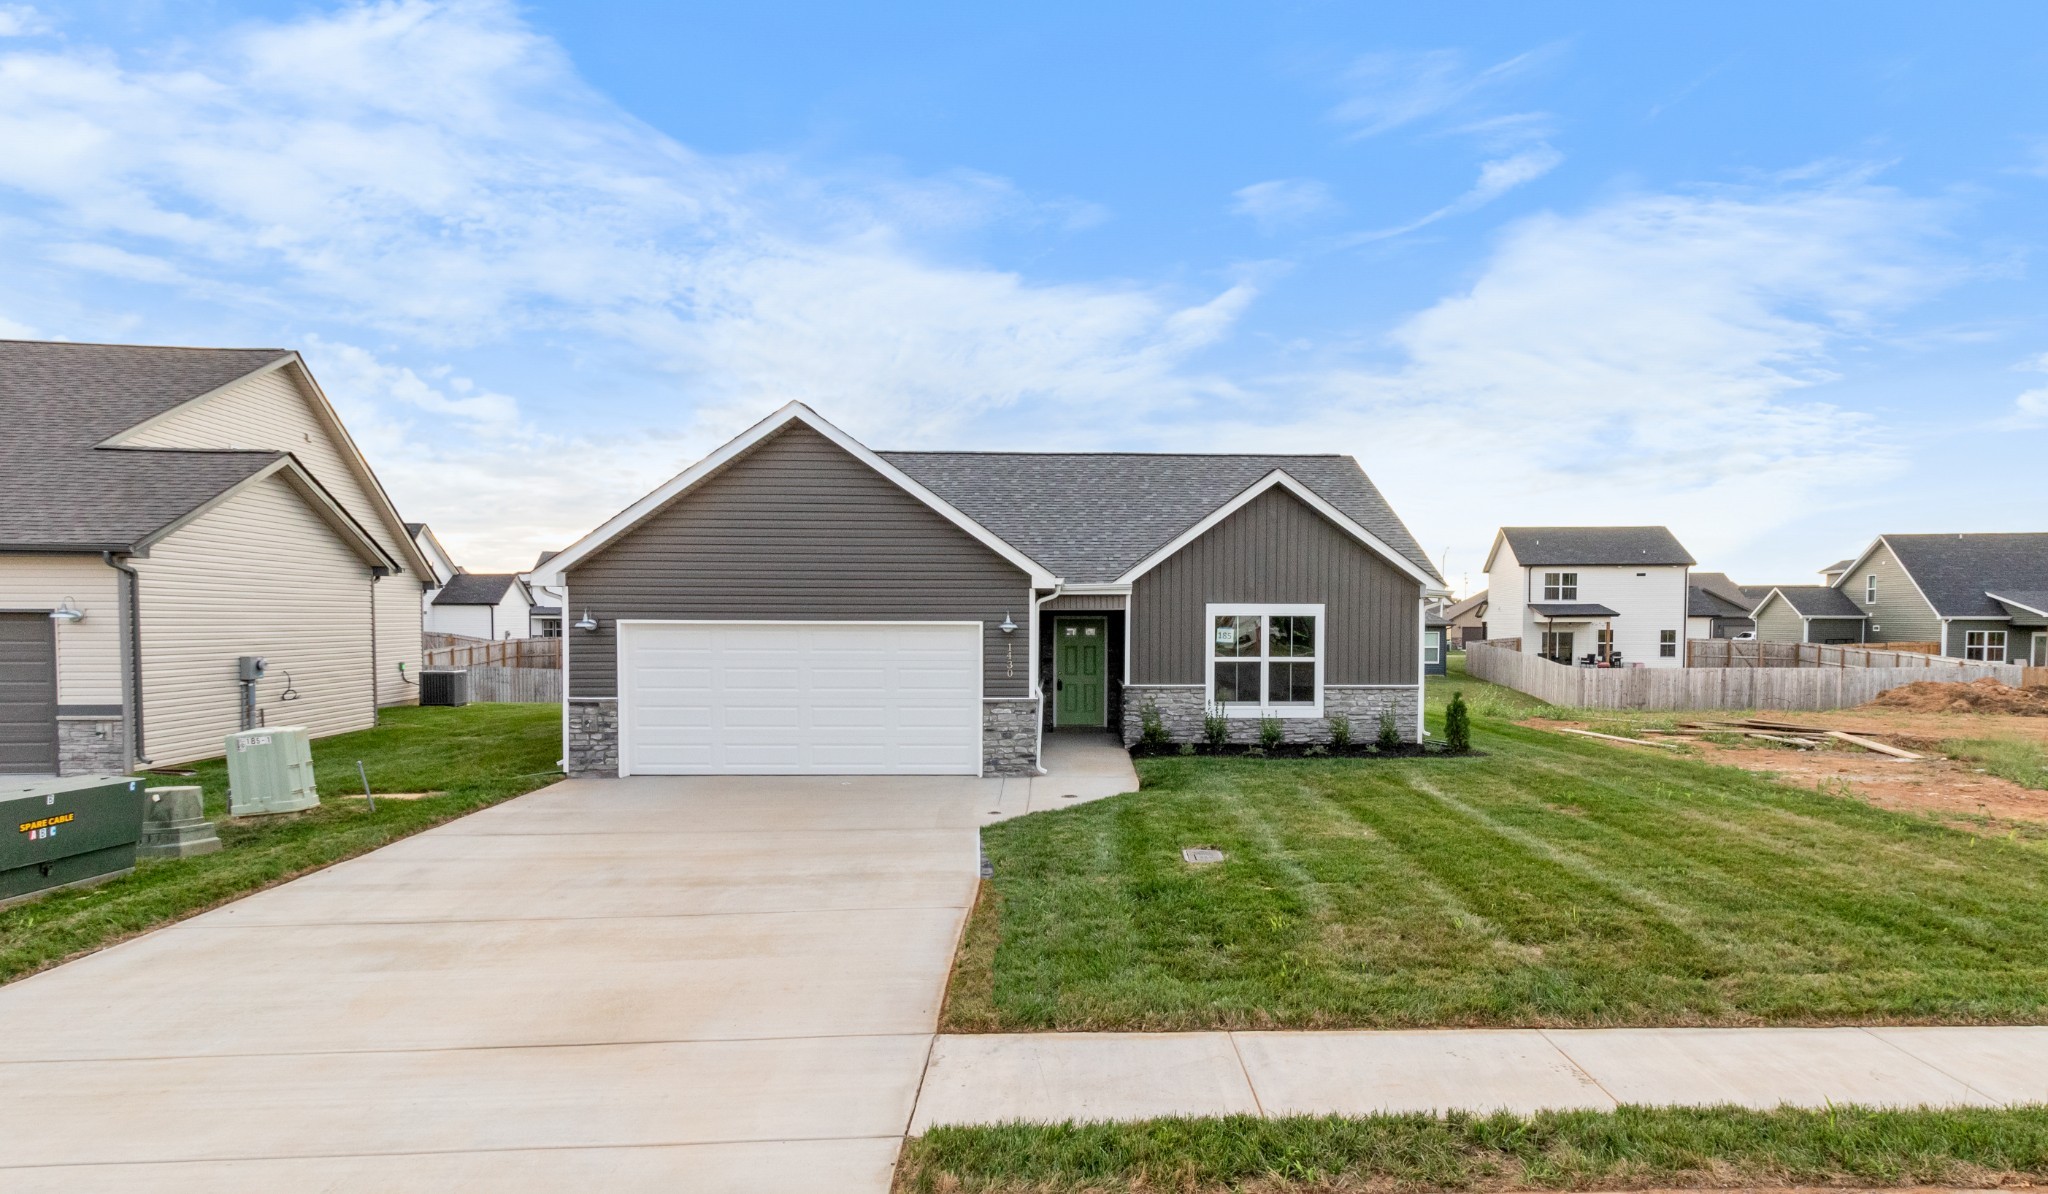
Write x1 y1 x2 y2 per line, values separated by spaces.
1258 715 1284 751
1445 691 1472 753
1138 702 1170 750
1203 704 1231 750
1377 707 1401 751
1327 714 1351 750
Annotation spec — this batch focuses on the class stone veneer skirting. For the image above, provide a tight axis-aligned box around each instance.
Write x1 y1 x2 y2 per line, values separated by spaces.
58 716 128 776
566 698 619 778
1120 685 1421 747
566 695 1042 778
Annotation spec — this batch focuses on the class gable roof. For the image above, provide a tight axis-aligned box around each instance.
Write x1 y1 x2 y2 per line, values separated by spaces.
1687 571 1757 619
1441 590 1488 620
880 451 1439 585
1865 533 2048 620
1759 585 1867 619
1819 558 1854 575
0 340 300 550
432 572 528 606
1488 526 1695 569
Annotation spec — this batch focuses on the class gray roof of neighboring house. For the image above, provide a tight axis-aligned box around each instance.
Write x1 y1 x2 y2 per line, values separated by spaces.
405 522 426 537
1820 558 1854 574
0 340 297 549
1766 585 1868 618
1528 602 1621 618
1739 584 1777 605
1442 589 1488 620
878 452 1441 585
1880 533 2048 620
532 549 560 569
1497 526 1696 567
1688 571 1757 619
432 572 526 606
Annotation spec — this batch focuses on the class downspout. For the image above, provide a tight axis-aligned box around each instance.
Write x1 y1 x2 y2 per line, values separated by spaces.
1034 579 1063 775
369 567 388 725
102 551 150 766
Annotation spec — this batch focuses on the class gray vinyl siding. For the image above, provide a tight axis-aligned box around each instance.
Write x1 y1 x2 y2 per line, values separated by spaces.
1857 541 1942 644
1752 597 1807 643
1130 487 1420 686
1807 618 1867 643
567 424 1033 698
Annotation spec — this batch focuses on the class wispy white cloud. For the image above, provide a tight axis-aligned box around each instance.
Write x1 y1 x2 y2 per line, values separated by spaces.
1346 145 1563 243
1177 180 1950 568
0 5 47 38
1230 178 1339 232
2006 353 2048 427
1330 44 1563 139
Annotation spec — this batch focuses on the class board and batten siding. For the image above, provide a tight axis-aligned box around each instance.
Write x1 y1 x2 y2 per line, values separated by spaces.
1853 541 1942 646
567 424 1035 699
1130 487 1420 686
0 554 123 706
116 364 422 705
134 474 377 766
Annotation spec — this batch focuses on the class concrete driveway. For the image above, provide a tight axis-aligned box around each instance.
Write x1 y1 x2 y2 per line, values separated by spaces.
0 775 988 1193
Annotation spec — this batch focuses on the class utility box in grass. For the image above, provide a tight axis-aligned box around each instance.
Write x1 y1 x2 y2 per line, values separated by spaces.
1 775 147 908
225 726 318 816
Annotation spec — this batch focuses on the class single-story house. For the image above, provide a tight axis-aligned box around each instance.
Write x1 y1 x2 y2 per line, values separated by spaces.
1439 590 1488 646
1829 533 2048 663
1424 609 1449 676
1482 527 1694 668
533 403 1447 777
0 340 428 776
1750 586 1869 645
1685 571 1757 639
425 572 535 641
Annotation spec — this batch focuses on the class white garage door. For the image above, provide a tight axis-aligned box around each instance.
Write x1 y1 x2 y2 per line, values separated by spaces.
619 621 984 775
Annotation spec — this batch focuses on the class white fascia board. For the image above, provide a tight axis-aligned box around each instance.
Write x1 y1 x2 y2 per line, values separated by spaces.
1837 534 1941 617
537 402 1059 589
1057 582 1132 595
1479 529 1513 574
1986 591 2048 618
1116 469 1449 595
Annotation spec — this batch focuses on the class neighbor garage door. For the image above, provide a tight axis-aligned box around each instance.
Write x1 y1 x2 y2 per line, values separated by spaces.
0 613 59 775
619 621 984 775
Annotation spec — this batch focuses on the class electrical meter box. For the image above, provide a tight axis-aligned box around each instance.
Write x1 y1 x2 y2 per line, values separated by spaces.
1 775 147 908
224 725 318 816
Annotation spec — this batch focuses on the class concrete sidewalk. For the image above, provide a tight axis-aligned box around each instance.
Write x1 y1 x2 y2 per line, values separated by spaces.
911 1026 2048 1131
982 729 1140 822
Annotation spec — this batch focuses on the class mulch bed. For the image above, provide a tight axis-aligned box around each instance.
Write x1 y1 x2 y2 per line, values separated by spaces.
1128 741 1477 760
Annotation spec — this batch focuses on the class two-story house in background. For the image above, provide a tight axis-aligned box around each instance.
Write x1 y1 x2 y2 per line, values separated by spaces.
1780 533 2048 664
1483 527 1694 668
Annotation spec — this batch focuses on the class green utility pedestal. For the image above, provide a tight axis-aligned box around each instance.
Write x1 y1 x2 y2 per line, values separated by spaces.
1 775 146 908
139 786 222 859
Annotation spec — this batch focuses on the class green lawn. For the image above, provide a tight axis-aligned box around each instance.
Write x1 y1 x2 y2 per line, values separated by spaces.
944 667 2048 1031
0 703 561 985
896 1105 2048 1193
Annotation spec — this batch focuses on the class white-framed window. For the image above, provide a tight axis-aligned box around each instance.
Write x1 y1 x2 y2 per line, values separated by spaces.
1206 604 1324 717
1596 628 1615 658
1660 629 1678 657
1423 631 1442 665
1865 575 1877 604
1964 629 2007 662
1542 572 1579 601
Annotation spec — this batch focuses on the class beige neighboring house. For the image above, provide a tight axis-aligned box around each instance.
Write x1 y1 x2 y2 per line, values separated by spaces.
0 340 431 776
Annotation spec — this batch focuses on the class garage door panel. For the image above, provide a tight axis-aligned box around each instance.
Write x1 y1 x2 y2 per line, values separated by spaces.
621 622 985 776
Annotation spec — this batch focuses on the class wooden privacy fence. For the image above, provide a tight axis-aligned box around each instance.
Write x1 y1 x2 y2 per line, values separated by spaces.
1466 640 2024 712
1687 640 1983 670
462 666 562 704
423 635 561 669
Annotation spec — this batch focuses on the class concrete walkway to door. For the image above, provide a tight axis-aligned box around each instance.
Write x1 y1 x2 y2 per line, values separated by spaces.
0 775 992 1193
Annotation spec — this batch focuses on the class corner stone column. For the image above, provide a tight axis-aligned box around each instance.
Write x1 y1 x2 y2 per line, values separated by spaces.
566 698 619 777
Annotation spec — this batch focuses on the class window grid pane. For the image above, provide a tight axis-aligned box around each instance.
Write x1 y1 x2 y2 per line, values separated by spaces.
1214 661 1259 703
1268 661 1316 703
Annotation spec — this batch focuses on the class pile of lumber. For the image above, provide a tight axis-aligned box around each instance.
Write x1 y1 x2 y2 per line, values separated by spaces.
1657 717 1920 760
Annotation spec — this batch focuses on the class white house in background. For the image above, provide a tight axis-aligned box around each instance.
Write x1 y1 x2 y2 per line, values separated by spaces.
520 549 564 637
424 573 535 640
1483 526 1695 668
406 522 460 601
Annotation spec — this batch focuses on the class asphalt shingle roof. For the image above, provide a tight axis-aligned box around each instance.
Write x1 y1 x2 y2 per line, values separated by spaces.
1767 585 1868 618
878 452 1440 585
1881 533 2048 619
1687 571 1757 618
0 340 294 549
1497 526 1696 567
1528 602 1622 618
432 573 524 606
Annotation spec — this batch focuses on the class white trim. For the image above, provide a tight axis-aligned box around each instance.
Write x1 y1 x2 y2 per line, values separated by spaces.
537 403 1058 589
1834 535 1942 621
1204 602 1326 719
1115 470 1446 594
1987 591 2048 619
1414 596 1426 742
613 618 986 778
1056 582 1132 595
559 578 572 770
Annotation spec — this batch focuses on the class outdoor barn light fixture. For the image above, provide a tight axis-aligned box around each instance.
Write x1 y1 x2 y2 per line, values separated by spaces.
574 609 599 632
999 612 1018 635
49 598 84 624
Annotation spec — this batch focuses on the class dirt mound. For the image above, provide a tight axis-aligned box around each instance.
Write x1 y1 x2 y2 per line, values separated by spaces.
1863 676 2048 716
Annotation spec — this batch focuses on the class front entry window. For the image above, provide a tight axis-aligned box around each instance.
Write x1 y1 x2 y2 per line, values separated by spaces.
1208 605 1322 715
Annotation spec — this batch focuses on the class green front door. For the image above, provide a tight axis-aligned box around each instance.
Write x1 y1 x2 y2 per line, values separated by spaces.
1054 617 1107 727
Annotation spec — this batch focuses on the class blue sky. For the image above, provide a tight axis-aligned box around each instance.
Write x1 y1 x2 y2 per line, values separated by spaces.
2 2 2045 587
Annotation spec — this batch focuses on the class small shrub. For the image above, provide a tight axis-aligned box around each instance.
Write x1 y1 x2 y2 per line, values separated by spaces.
1203 704 1231 750
1258 715 1284 751
1377 707 1401 751
1328 714 1351 750
1444 691 1472 753
1138 702 1170 750
1177 742 1195 756
1244 746 1265 758
1303 743 1329 758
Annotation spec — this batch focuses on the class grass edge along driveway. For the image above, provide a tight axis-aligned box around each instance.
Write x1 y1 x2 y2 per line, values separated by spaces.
943 673 2048 1032
895 1104 2048 1194
0 703 562 986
